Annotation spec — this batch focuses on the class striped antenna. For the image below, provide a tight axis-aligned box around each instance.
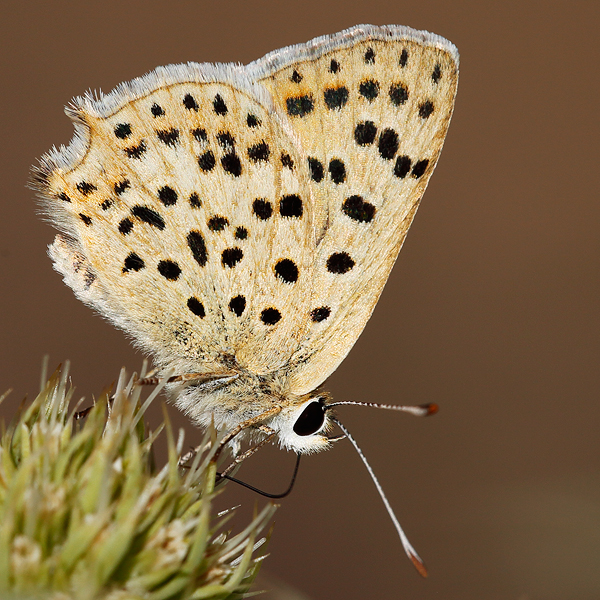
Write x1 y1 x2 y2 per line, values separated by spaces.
331 416 428 578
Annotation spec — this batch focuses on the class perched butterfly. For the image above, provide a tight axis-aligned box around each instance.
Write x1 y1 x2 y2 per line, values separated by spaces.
33 24 458 574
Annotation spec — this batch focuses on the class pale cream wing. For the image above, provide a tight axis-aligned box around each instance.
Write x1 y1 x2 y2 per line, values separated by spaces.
252 25 459 394
36 69 316 375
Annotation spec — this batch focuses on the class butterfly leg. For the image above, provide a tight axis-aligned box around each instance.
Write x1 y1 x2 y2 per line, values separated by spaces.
178 408 281 467
137 372 202 385
218 426 276 480
216 406 282 459
137 372 239 386
74 396 115 420
74 404 95 420
138 366 159 381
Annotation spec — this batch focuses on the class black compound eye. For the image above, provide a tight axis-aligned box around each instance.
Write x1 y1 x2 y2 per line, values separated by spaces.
293 401 325 436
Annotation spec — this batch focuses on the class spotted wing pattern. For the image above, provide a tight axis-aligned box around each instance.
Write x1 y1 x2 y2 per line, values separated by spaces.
253 26 459 393
35 24 458 394
39 74 318 375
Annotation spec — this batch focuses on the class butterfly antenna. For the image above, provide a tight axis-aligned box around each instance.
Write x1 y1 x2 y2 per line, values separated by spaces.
328 400 437 417
331 416 428 578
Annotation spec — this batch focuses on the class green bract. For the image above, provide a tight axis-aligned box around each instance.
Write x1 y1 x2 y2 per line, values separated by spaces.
0 363 275 600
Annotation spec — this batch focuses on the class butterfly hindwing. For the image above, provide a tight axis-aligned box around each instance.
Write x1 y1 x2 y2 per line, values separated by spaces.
40 74 317 374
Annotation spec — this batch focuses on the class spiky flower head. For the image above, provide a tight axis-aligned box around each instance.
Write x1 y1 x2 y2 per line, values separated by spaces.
0 362 275 600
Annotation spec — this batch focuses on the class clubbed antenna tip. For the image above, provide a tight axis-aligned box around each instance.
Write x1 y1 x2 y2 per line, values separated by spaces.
409 551 428 578
422 402 438 416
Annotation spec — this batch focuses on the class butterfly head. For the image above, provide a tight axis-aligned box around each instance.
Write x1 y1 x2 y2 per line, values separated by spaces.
270 393 337 454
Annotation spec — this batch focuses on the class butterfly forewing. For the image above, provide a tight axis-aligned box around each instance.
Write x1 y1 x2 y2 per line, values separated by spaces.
254 29 458 393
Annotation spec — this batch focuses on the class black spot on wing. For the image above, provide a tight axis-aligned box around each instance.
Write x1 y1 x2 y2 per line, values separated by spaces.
393 155 412 179
274 259 299 284
326 252 354 274
187 297 205 317
114 123 132 139
247 113 260 127
359 80 379 101
354 121 377 146
419 101 434 119
157 186 177 206
286 95 314 117
132 205 165 229
389 83 408 106
183 94 199 110
324 86 349 110
229 295 246 316
77 181 97 195
221 153 242 177
311 307 331 322
217 131 235 149
119 218 133 234
248 141 270 163
198 150 216 172
399 48 408 67
260 308 281 325
192 128 208 143
124 141 146 159
207 216 229 231
279 195 303 218
157 128 179 147
308 157 324 182
342 196 376 223
253 198 272 220
187 231 208 267
213 94 228 115
281 153 294 169
412 159 429 178
158 260 181 281
328 159 346 184
151 103 164 116
123 252 144 273
378 129 399 160
222 248 243 268
114 180 130 195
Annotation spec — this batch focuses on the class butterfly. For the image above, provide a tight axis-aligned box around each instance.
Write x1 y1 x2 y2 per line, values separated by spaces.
32 24 458 574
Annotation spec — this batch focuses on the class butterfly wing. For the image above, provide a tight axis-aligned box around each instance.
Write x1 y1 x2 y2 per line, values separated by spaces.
36 67 318 376
252 25 459 394
35 25 458 398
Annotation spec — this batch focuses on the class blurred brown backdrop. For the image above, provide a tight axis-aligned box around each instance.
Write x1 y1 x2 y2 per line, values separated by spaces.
1 1 599 598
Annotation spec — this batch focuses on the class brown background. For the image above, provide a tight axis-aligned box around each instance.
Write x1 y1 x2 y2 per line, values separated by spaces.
1 1 599 598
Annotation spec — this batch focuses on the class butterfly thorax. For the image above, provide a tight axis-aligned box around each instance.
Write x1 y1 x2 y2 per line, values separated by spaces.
166 362 334 454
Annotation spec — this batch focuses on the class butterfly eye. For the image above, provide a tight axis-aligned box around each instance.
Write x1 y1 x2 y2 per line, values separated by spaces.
293 401 325 436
